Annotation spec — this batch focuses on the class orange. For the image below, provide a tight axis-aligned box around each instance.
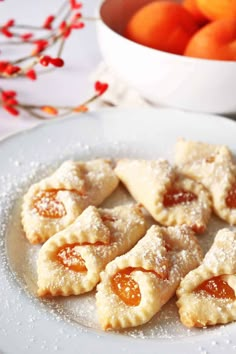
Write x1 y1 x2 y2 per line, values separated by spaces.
183 0 209 26
184 18 236 61
197 0 236 21
125 1 198 55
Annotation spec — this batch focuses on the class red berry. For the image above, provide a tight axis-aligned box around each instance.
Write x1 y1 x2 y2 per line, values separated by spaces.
3 105 19 116
33 39 48 54
50 58 64 67
0 61 9 73
5 98 18 106
20 32 33 41
26 69 37 80
59 21 71 38
1 90 17 101
4 65 21 75
72 12 82 21
4 19 15 27
43 15 55 29
95 81 109 95
39 55 51 66
70 0 82 9
71 22 85 29
1 26 13 37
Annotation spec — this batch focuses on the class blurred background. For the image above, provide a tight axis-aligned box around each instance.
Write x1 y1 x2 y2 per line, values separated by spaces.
0 0 101 135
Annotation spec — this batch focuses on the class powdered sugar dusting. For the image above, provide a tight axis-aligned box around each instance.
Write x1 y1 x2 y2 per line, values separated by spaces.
33 190 66 218
3 161 234 341
0 136 235 354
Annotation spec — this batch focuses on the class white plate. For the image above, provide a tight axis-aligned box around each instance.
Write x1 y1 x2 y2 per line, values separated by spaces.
1 107 236 354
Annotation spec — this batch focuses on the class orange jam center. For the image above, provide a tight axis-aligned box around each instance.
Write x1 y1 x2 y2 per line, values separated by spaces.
111 267 162 306
57 243 87 272
34 190 66 218
163 189 197 207
101 215 117 222
111 267 141 306
191 224 205 234
195 276 235 300
226 183 236 209
205 156 215 163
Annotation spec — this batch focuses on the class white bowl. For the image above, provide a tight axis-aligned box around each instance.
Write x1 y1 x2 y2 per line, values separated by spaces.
97 0 236 114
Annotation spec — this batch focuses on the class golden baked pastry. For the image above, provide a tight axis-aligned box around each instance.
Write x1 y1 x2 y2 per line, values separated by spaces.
175 139 236 225
37 204 147 297
177 228 236 328
115 159 212 233
96 224 202 330
22 159 119 244
175 138 232 166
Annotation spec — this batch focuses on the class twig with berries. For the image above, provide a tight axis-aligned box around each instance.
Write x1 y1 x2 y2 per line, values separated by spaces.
0 81 108 118
0 0 108 119
0 0 88 80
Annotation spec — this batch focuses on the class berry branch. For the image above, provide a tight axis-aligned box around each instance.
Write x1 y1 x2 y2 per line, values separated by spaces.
0 0 108 119
0 81 108 118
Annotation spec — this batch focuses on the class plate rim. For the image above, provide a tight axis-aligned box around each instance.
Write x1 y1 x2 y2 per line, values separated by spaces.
1 107 236 354
0 106 235 146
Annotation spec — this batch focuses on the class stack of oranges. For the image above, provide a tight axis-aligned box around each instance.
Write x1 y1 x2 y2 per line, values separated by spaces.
125 0 236 61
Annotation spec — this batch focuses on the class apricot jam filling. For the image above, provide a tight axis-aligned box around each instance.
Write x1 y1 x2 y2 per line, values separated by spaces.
191 224 205 234
111 267 162 306
101 215 117 222
111 268 141 306
163 189 197 207
34 190 66 218
226 183 236 209
205 156 215 163
57 243 87 272
195 276 235 300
